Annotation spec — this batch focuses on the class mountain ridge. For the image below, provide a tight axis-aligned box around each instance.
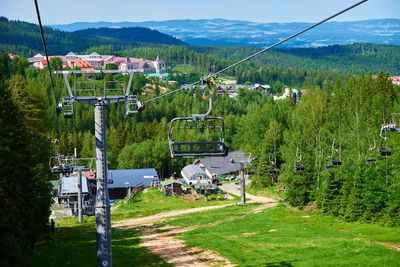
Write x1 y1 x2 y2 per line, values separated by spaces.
0 17 185 55
50 18 400 48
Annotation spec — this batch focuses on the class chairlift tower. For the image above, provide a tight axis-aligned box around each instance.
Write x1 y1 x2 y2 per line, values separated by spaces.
55 69 142 267
230 153 252 206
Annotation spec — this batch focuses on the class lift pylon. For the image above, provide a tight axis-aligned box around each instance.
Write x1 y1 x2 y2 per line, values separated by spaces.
55 69 142 267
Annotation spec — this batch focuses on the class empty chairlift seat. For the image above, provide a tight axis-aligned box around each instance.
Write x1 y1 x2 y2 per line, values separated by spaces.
294 165 305 174
168 117 229 158
379 148 391 156
365 158 377 165
325 165 334 170
268 168 278 175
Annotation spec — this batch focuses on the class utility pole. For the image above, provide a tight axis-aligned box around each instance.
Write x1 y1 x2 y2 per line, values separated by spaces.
94 102 112 267
77 170 82 223
230 153 251 206
75 165 94 222
240 163 246 206
55 69 141 267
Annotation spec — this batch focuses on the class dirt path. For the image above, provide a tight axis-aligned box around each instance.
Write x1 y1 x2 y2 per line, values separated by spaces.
113 183 277 266
112 204 235 228
219 179 277 205
141 224 234 266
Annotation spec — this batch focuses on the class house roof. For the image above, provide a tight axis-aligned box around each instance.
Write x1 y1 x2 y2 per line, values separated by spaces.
155 54 163 62
194 150 245 176
84 170 96 180
66 52 77 57
107 169 159 189
161 179 183 186
181 164 207 180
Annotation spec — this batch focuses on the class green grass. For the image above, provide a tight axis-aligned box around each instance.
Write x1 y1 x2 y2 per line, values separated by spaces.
39 188 400 266
166 204 400 266
35 188 239 266
162 203 258 227
111 188 239 221
31 225 171 267
54 188 239 227
247 184 285 199
171 65 196 73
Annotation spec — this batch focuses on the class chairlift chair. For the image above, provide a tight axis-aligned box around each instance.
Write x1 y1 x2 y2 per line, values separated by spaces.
49 155 74 174
324 165 334 170
327 138 342 168
268 169 278 175
365 158 376 165
294 148 305 174
62 98 74 118
379 125 392 156
379 148 391 156
268 153 278 175
365 138 377 165
168 77 229 158
168 117 229 158
294 165 305 174
381 113 400 133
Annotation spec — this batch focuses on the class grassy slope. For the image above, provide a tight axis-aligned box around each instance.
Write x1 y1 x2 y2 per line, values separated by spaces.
165 204 400 266
34 188 400 266
32 226 171 267
55 188 239 227
32 188 238 265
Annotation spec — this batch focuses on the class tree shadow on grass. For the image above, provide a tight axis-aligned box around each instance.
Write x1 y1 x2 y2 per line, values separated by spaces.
242 260 297 267
32 225 171 267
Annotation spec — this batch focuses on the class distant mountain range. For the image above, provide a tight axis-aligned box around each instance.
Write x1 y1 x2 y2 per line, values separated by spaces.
50 18 400 48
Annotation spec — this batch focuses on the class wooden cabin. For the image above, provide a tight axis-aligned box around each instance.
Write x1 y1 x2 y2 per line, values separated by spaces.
160 179 183 196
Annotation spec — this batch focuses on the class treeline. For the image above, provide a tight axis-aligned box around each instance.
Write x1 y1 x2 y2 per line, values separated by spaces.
0 54 53 265
252 71 400 225
191 43 400 76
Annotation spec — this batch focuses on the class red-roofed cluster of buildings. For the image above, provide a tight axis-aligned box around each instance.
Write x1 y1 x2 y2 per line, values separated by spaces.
27 52 166 74
8 53 19 59
372 75 400 85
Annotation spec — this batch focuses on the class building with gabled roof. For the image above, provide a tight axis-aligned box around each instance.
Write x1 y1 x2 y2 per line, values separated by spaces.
193 150 246 178
107 169 159 199
181 164 209 185
27 52 166 73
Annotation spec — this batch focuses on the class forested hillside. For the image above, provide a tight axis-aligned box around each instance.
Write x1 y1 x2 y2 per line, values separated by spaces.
0 17 184 56
192 43 400 76
74 27 185 46
0 53 52 265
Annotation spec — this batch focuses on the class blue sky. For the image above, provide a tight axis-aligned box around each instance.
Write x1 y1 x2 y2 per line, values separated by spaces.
0 0 398 25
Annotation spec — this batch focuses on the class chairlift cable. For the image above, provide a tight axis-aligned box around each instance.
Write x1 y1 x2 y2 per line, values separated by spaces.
110 117 133 154
34 0 57 101
100 0 368 156
143 0 368 105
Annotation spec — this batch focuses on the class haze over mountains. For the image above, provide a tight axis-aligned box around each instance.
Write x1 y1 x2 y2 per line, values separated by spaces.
50 18 400 48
